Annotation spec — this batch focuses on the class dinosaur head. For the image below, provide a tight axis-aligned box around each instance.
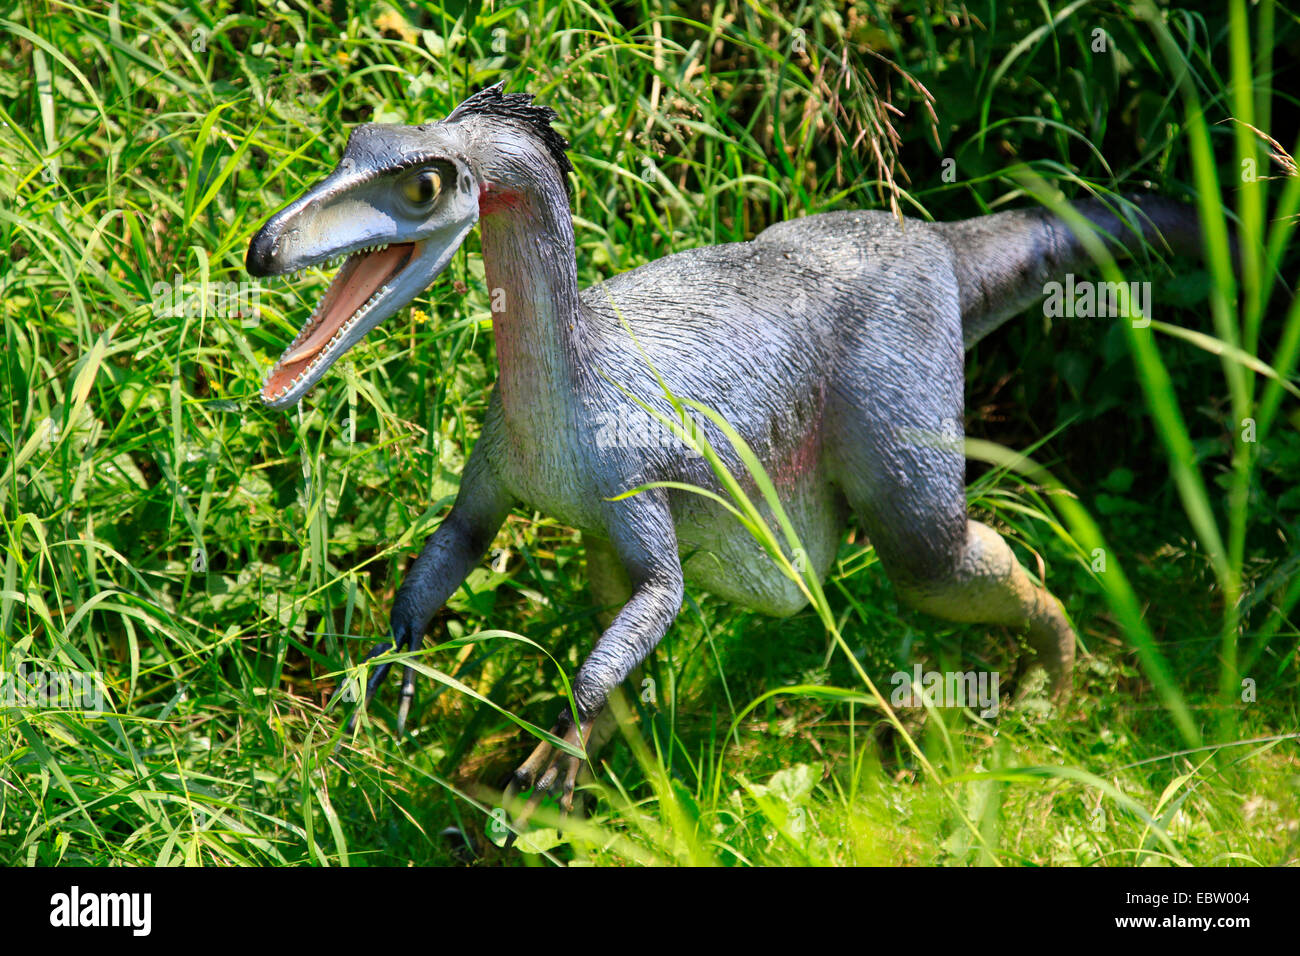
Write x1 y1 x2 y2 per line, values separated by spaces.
247 120 479 407
247 83 572 408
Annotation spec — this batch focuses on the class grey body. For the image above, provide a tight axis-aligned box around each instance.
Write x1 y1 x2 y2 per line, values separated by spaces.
538 213 965 617
247 85 1203 800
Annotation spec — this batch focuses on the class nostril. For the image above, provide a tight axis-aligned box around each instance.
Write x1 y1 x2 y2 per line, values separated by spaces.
245 228 276 277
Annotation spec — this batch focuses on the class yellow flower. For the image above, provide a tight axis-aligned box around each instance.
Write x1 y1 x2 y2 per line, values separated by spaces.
376 10 419 44
411 308 430 324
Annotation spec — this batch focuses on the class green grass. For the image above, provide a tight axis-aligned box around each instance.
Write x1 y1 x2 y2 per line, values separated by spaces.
1 0 1297 866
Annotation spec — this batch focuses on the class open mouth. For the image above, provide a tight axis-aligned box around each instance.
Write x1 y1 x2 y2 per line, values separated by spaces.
261 241 421 405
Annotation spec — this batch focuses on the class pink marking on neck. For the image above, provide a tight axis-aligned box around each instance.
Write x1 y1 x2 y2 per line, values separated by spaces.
479 181 525 216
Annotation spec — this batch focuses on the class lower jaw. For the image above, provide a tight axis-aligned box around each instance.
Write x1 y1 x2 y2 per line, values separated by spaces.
260 243 421 404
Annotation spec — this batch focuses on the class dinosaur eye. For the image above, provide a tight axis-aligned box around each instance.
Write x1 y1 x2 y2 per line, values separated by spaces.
403 168 441 205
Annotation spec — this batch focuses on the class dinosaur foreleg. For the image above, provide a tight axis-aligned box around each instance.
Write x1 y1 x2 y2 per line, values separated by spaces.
507 494 683 816
347 449 512 734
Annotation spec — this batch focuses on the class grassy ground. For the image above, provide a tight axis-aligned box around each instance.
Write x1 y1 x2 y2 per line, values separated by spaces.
1 0 1298 866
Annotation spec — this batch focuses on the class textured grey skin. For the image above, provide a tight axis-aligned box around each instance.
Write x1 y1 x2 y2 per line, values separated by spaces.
247 86 1205 797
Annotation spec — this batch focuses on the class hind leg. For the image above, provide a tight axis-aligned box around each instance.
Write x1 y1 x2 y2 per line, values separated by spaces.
830 420 1076 697
832 423 1077 698
827 287 1075 697
843 468 1077 699
892 520 1075 697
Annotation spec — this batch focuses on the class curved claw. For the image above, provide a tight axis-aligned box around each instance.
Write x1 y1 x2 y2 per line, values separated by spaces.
394 619 424 734
342 622 428 736
396 665 416 735
342 641 394 734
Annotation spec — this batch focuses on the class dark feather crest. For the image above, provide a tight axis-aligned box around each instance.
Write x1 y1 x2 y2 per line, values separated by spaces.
447 82 574 194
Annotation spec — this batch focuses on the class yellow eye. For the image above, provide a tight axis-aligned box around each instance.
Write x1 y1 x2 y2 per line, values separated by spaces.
403 168 441 205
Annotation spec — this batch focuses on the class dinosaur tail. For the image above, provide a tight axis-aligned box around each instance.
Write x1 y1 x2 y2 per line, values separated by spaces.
934 196 1208 349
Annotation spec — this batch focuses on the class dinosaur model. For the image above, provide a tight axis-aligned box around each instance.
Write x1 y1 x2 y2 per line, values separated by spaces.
246 84 1203 811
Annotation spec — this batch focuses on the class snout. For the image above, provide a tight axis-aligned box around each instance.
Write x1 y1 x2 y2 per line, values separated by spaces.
245 221 282 277
245 166 357 278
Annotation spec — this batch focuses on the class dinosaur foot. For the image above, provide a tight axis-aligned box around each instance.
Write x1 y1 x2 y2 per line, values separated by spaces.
1021 596 1076 706
501 716 594 839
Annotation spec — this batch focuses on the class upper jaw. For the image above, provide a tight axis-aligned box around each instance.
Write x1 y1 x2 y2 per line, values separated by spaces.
252 236 389 281
246 170 401 279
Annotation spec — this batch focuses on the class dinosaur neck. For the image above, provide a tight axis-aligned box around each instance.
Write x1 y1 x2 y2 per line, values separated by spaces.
478 179 586 420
